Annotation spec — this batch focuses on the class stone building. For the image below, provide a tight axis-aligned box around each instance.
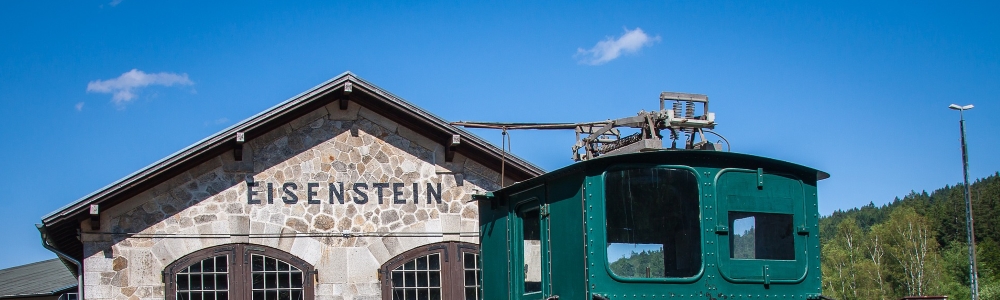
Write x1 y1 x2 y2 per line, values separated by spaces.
39 72 543 300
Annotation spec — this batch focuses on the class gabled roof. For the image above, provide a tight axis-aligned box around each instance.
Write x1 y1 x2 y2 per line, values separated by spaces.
0 259 77 299
40 71 544 262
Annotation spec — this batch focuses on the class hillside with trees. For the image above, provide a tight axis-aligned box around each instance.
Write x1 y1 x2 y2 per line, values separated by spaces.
820 172 1000 300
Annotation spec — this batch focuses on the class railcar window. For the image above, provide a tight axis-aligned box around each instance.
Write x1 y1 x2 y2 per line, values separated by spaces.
605 167 701 278
728 212 794 260
521 209 542 293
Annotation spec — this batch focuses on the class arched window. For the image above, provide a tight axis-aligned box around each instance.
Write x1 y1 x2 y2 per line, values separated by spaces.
379 242 481 300
165 244 315 300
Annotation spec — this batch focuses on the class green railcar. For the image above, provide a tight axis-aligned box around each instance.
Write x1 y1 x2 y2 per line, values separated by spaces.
477 150 829 300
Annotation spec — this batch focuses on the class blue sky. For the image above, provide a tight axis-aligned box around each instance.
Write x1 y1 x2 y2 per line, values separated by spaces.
1 1 997 269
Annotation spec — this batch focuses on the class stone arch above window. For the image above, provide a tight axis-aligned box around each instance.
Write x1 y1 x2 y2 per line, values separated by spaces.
164 244 316 300
379 242 481 300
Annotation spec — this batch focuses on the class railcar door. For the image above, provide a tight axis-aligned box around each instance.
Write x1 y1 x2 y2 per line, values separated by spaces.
508 185 549 300
714 168 809 284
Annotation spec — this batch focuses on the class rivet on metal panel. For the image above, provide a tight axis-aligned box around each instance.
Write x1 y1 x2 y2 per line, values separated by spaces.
757 168 765 188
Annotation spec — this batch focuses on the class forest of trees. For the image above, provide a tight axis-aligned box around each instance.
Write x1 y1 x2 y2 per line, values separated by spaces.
610 249 665 278
820 172 1000 300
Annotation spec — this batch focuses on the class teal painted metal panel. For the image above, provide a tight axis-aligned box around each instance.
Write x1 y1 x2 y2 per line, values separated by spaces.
479 194 511 300
547 173 587 300
480 151 826 300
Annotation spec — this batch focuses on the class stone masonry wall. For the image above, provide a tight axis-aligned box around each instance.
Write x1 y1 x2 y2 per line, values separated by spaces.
80 100 510 300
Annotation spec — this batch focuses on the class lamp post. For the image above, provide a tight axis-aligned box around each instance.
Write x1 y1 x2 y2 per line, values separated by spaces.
949 103 979 300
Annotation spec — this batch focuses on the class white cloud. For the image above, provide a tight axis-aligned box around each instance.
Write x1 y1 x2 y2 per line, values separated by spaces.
109 0 123 7
575 27 661 65
86 69 194 105
75 102 85 111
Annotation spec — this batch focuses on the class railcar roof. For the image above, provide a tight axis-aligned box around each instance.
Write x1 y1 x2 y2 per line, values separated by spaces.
497 150 828 195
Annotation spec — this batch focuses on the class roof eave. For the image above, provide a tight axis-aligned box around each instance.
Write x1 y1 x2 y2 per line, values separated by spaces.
42 72 544 227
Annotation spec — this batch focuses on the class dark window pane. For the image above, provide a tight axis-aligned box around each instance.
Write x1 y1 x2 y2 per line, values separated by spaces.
605 167 701 278
265 273 277 289
203 274 215 289
429 254 440 270
405 289 416 300
417 272 428 287
729 212 794 260
464 254 475 269
417 289 428 300
191 292 203 300
191 275 202 291
266 290 277 300
202 292 214 300
178 275 189 290
290 272 302 288
178 292 189 300
430 289 441 300
215 257 227 272
218 292 228 300
216 274 228 290
278 273 290 288
253 291 264 300
203 259 214 273
417 256 427 270
405 260 415 271
252 255 264 271
429 272 440 287
277 261 289 271
404 272 415 287
291 291 301 300
465 270 476 286
278 290 289 300
265 258 277 271
253 273 264 289
190 262 202 273
465 287 477 300
392 272 404 286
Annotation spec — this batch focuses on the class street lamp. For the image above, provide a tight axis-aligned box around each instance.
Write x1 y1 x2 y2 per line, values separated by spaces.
949 103 979 300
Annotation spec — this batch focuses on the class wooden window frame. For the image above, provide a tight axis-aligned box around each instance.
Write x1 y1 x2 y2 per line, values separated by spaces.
164 244 316 300
379 241 480 300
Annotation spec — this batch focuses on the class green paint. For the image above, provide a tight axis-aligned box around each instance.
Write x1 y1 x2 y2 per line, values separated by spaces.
479 150 827 300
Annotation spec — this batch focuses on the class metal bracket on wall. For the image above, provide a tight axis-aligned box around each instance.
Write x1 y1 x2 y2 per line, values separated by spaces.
339 82 353 110
234 132 246 161
446 134 460 162
89 204 100 230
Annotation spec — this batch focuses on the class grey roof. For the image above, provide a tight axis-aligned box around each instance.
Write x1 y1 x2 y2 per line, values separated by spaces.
0 259 77 299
